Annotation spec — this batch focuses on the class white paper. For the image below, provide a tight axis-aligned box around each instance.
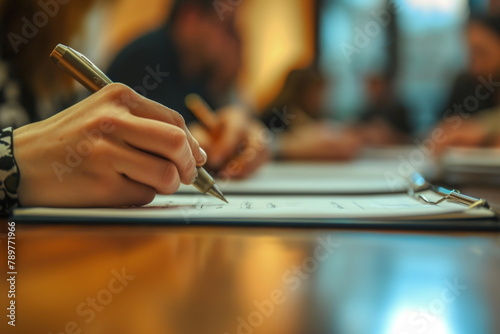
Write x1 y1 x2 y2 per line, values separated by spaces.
442 148 500 170
14 191 493 221
177 161 411 195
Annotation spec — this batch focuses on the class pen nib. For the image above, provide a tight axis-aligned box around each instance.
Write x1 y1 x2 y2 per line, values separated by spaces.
207 184 228 203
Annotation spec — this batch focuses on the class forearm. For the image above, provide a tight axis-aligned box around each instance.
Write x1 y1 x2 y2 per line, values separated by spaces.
0 128 20 215
477 108 500 136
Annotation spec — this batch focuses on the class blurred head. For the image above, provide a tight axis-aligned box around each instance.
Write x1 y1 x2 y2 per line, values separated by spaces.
467 15 500 77
168 0 242 87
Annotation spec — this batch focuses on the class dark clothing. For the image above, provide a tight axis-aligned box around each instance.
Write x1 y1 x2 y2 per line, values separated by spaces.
260 104 294 132
0 51 75 129
359 99 412 134
107 26 219 125
0 58 38 129
442 73 499 117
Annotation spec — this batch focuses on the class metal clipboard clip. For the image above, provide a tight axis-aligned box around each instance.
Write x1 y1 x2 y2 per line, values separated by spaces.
407 173 490 209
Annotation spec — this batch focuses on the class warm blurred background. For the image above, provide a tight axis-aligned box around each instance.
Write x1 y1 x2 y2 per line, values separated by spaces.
3 0 500 151
90 0 493 135
98 0 316 112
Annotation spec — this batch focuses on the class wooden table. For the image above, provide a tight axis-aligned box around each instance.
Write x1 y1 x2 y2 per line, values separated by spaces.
1 186 499 334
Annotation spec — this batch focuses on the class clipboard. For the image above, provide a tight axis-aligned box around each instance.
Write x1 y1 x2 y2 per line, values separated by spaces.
11 173 498 230
407 173 491 210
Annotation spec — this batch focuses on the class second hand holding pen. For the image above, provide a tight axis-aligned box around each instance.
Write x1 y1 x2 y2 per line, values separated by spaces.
50 44 227 203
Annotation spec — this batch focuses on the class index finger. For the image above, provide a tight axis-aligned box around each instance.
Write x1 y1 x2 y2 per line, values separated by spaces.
110 84 208 166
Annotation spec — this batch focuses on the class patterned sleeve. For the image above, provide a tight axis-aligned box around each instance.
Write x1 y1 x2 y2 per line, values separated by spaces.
0 127 20 215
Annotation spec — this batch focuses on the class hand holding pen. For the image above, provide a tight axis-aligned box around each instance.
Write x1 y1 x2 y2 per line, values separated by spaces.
12 44 226 208
186 94 271 179
49 44 227 203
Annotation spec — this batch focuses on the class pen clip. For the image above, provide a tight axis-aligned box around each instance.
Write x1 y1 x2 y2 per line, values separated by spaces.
74 50 112 88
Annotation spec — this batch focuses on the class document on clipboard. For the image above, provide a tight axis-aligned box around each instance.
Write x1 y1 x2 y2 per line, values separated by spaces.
13 173 497 225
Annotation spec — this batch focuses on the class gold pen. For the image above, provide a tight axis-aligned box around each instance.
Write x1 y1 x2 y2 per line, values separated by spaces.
50 44 227 203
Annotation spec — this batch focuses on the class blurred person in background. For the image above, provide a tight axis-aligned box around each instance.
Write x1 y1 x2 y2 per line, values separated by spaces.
352 73 411 146
433 13 500 152
107 0 270 178
434 106 500 154
442 14 500 118
260 67 361 161
1 0 209 214
262 68 327 129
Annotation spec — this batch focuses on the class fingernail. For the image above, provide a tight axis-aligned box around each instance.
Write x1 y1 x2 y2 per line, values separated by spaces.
198 148 208 162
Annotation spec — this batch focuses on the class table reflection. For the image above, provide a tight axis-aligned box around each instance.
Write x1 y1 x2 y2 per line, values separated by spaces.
1 225 499 334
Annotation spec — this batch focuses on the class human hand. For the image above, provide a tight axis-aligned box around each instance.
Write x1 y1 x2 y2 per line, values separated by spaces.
13 84 207 207
355 119 408 146
433 119 498 156
189 106 270 179
277 122 362 161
